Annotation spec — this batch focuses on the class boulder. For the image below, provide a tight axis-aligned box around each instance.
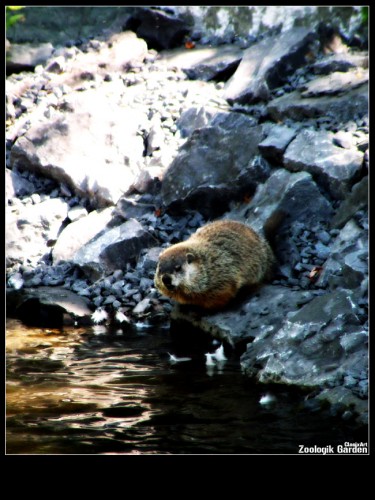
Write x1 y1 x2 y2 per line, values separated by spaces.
161 112 266 216
283 129 364 199
72 218 157 280
224 169 334 236
10 86 148 207
53 207 114 265
159 44 244 81
267 82 368 123
223 27 316 104
240 288 367 404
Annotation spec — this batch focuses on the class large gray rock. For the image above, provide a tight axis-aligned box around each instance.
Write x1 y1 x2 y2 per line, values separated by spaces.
7 286 92 326
283 129 364 199
72 218 157 280
223 27 316 104
6 198 69 268
225 168 334 236
161 112 266 215
240 288 367 416
10 85 148 207
160 44 244 81
52 207 114 265
267 82 368 123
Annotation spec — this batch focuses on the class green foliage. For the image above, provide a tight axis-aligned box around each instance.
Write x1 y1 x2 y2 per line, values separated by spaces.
360 6 368 25
6 6 25 30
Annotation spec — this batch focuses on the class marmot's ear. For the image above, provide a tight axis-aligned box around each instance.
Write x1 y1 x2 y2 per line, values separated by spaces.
186 253 195 264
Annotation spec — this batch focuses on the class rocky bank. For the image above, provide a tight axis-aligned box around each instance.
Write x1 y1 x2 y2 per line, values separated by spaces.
6 7 368 425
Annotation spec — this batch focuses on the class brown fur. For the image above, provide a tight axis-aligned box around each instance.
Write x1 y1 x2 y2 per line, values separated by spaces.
154 220 275 310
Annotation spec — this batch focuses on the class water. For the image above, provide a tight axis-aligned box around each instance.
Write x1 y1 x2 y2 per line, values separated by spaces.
6 318 367 455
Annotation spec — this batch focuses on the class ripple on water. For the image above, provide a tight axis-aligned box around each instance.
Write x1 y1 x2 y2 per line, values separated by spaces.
6 318 367 454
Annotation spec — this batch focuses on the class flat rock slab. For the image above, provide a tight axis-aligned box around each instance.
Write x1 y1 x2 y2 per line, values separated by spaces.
223 27 316 104
283 129 364 199
311 51 368 75
267 82 368 123
159 44 244 81
170 285 315 346
300 69 369 97
7 286 92 326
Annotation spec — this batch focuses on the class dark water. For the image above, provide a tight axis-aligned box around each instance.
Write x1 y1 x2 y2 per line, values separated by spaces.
6 318 367 455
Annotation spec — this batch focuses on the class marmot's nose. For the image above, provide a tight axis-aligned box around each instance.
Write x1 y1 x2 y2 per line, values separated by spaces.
162 274 173 289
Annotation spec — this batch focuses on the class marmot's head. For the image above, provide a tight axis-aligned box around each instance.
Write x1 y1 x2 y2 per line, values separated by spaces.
154 244 200 299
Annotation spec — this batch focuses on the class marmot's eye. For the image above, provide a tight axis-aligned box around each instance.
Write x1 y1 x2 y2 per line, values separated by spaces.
175 264 182 272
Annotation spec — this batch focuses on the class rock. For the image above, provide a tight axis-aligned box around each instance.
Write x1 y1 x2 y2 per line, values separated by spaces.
300 69 369 97
267 82 368 123
139 246 164 274
10 85 148 208
67 205 88 222
258 125 298 163
225 169 334 236
6 168 35 200
241 289 367 398
331 176 368 229
133 297 151 315
283 129 364 199
311 51 368 75
52 207 114 265
6 42 54 73
317 219 368 290
6 198 69 269
315 386 368 425
114 196 156 221
223 27 316 104
170 285 315 346
126 7 192 51
7 286 92 326
332 131 355 149
72 218 157 280
159 44 244 81
161 112 265 216
176 106 219 138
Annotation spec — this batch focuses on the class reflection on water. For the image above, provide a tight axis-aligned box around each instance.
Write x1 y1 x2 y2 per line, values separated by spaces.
6 318 367 455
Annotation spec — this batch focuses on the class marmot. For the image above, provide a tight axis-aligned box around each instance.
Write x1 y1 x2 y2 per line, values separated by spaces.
154 219 275 310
